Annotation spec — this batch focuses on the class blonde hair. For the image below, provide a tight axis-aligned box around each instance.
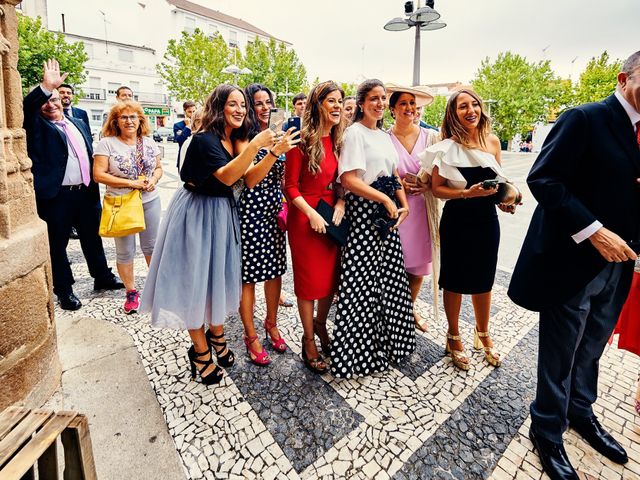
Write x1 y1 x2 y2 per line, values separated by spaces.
101 100 151 138
299 81 345 175
441 89 491 148
191 108 204 134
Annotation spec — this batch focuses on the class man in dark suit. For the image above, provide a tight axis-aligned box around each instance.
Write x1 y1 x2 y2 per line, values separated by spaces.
173 100 196 168
508 51 640 479
24 59 123 311
58 83 90 129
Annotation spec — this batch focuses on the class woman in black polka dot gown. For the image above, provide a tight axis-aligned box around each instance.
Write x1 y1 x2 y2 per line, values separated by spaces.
332 79 416 378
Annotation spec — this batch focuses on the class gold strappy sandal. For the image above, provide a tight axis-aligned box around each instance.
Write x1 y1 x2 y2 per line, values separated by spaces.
473 328 501 367
445 333 470 371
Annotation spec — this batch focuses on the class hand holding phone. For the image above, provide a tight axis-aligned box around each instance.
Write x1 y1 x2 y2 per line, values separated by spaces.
482 179 499 190
268 108 285 132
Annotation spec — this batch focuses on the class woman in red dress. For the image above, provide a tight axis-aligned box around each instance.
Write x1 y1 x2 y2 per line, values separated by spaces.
284 81 346 374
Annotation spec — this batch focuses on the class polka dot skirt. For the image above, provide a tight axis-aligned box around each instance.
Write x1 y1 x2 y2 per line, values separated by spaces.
331 192 416 378
239 149 287 284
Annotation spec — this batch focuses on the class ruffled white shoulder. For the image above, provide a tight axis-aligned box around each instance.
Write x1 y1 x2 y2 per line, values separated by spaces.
417 139 507 190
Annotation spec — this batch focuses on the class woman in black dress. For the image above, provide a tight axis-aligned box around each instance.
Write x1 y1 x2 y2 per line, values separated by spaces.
423 89 513 370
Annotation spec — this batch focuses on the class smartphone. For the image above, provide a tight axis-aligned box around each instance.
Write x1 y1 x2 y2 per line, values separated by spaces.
268 108 285 132
286 116 301 135
404 172 418 184
482 179 499 189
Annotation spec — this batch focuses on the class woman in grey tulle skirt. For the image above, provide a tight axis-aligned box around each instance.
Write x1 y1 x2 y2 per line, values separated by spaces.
140 85 277 385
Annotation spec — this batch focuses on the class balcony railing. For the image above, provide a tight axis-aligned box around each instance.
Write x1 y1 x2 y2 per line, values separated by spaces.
81 88 106 101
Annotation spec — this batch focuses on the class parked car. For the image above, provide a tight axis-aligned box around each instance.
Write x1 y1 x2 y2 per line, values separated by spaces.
153 126 174 143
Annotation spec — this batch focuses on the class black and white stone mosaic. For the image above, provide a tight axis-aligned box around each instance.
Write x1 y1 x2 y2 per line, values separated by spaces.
59 237 640 480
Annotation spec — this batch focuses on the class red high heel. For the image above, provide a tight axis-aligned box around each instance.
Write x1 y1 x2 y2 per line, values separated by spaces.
264 319 287 353
243 334 270 366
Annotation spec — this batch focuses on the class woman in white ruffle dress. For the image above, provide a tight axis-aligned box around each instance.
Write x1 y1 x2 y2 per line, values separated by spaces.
419 89 514 371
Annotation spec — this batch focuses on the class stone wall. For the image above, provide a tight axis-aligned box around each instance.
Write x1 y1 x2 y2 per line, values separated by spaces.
0 0 61 410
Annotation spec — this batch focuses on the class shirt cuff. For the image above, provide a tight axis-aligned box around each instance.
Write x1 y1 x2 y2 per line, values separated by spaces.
40 84 52 96
572 220 603 244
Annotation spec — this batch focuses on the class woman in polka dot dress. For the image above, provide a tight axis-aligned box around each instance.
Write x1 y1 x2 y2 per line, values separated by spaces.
333 79 416 378
237 83 300 366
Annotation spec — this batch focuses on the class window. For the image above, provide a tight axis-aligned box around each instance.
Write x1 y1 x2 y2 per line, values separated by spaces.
228 30 238 48
118 48 133 62
107 83 119 96
247 34 256 44
208 23 218 38
130 81 140 93
91 110 103 122
184 16 195 34
89 76 101 88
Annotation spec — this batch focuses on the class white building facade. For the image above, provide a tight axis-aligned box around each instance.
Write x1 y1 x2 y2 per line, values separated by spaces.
19 0 290 133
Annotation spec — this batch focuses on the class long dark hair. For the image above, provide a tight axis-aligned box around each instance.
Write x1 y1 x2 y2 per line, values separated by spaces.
299 80 346 175
244 83 274 139
353 79 385 129
200 84 249 141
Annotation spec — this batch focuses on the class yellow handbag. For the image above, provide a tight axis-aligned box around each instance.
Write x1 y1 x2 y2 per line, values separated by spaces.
99 188 145 237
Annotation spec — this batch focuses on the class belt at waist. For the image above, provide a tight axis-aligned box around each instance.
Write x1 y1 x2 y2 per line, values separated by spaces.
60 184 86 191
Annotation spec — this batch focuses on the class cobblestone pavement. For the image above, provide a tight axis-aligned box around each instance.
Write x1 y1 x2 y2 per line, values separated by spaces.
56 151 640 479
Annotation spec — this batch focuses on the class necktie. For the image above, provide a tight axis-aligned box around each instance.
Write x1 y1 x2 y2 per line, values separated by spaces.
54 120 90 186
636 121 640 147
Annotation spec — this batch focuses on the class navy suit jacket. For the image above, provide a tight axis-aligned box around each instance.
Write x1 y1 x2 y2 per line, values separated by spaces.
23 87 100 201
66 106 90 130
508 94 640 311
173 120 191 147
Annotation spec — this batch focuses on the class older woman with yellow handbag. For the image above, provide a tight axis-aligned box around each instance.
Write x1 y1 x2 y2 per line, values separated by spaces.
94 100 163 314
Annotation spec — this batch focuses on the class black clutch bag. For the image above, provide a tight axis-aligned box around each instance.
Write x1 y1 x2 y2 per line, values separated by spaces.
316 199 349 246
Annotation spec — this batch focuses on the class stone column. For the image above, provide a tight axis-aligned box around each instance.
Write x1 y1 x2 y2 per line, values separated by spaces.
0 0 61 410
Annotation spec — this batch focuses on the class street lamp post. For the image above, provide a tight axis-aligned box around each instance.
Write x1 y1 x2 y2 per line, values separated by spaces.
221 65 253 87
383 1 446 86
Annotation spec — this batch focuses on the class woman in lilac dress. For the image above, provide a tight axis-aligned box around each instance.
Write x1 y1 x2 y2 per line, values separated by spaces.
387 84 439 332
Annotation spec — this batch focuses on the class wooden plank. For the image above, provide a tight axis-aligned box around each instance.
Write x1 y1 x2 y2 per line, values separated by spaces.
0 408 30 441
62 415 96 480
0 410 53 467
0 411 76 480
37 439 58 480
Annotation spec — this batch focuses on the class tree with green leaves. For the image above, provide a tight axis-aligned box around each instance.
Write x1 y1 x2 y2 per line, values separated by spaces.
421 95 447 129
574 51 622 104
472 51 559 142
17 14 88 97
241 38 307 108
157 29 234 104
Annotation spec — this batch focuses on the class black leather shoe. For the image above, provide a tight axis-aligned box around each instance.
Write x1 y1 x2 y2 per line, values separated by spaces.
58 292 82 311
93 276 125 291
569 415 628 464
529 428 579 480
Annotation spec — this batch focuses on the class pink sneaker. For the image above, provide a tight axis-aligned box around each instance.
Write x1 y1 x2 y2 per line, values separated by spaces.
124 290 139 314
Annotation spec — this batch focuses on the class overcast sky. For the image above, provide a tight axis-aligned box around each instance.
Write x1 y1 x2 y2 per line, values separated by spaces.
46 0 638 86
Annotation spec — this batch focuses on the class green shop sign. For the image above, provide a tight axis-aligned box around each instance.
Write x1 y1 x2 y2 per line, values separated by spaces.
143 107 170 116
